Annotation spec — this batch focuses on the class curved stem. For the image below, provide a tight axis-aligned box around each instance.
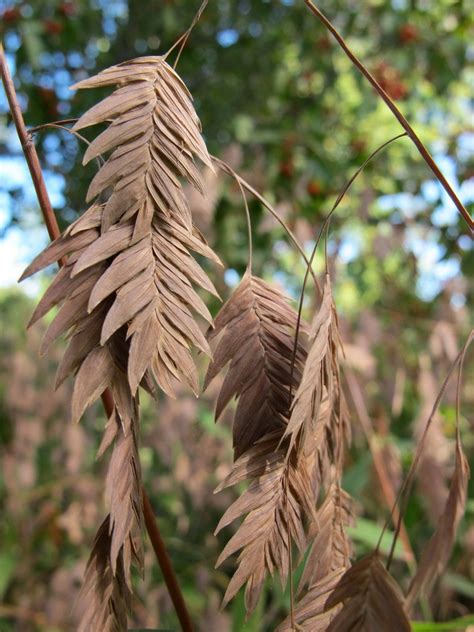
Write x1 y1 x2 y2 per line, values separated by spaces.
29 118 78 132
165 0 208 68
304 0 472 232
1 43 193 632
382 332 472 569
289 132 407 408
211 155 321 292
237 179 253 272
30 121 104 169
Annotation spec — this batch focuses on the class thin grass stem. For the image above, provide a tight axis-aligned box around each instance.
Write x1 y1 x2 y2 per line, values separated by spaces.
382 331 472 570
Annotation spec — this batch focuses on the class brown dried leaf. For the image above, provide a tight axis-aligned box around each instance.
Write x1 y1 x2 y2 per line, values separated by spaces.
407 435 469 609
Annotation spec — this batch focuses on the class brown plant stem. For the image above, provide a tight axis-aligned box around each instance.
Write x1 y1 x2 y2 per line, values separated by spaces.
211 155 321 292
142 492 194 632
304 0 472 232
1 42 194 632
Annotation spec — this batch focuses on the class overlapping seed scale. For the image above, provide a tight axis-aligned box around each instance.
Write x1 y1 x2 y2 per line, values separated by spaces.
205 273 306 457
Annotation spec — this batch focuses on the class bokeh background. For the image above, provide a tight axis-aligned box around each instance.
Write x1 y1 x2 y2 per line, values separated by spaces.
0 1 473 630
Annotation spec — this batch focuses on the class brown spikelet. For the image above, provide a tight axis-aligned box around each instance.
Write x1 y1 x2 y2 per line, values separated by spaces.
80 344 144 629
20 54 220 629
324 552 411 632
215 433 316 612
104 375 144 573
275 278 355 630
276 569 346 632
283 275 349 485
276 482 353 631
21 55 221 399
76 516 132 632
299 482 353 592
205 273 310 612
71 57 221 397
204 272 307 458
407 434 469 610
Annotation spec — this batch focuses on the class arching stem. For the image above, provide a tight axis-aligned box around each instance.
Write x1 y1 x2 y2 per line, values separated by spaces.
212 155 320 291
304 0 472 232
289 132 408 409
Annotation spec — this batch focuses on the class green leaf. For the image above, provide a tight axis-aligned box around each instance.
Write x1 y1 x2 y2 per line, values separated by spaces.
444 572 474 599
411 615 474 631
0 550 17 599
231 583 265 632
19 21 44 70
347 517 405 560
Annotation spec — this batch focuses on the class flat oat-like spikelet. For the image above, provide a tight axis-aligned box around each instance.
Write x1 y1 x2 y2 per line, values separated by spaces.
20 54 220 629
71 57 221 397
204 273 311 612
204 272 307 458
324 552 411 632
102 377 144 572
276 569 346 632
21 220 145 585
76 516 132 632
277 483 352 631
299 482 353 591
21 55 220 399
283 275 350 483
215 432 316 612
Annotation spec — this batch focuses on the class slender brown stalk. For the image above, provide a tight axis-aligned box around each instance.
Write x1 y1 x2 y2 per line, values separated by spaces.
142 492 194 632
304 0 472 232
289 132 407 409
167 0 209 69
211 155 321 292
1 42 193 632
0 44 66 255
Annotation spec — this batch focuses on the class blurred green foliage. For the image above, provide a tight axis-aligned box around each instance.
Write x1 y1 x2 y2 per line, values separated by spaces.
0 0 472 630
